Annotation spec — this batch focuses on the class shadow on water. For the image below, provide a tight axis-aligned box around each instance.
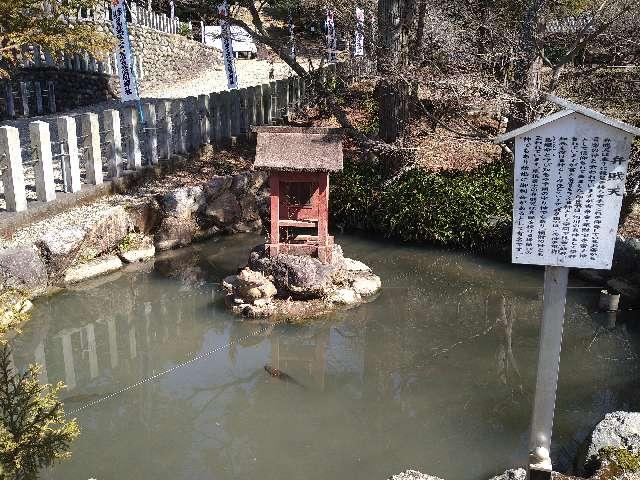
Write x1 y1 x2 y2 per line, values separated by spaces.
9 233 640 480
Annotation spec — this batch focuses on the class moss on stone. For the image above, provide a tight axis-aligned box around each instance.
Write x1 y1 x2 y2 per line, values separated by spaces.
118 233 146 253
599 447 640 475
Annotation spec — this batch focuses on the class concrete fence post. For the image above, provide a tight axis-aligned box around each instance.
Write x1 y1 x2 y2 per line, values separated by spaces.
29 121 56 202
46 81 56 113
219 91 231 145
198 94 211 145
56 116 81 193
230 90 242 141
173 99 186 154
19 82 29 117
254 84 264 126
4 82 16 118
123 107 142 169
300 75 306 104
103 109 122 178
209 93 220 145
0 126 28 212
185 96 199 152
80 113 103 185
275 79 286 120
245 87 255 135
262 83 272 125
35 82 44 115
157 100 172 160
143 102 158 165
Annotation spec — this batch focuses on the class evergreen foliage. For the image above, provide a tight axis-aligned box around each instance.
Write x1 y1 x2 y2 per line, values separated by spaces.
0 345 79 480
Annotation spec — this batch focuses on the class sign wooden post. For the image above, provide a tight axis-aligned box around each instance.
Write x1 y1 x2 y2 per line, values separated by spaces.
496 94 640 480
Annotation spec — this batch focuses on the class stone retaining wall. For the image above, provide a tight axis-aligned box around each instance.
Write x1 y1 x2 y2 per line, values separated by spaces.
127 25 222 85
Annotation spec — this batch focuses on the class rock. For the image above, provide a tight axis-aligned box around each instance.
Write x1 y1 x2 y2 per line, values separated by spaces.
82 206 131 256
579 411 640 475
205 191 242 226
328 288 359 305
154 216 199 251
0 245 48 293
252 252 336 299
343 258 371 273
487 469 526 480
352 275 382 296
37 205 131 280
126 199 162 234
37 227 86 276
120 244 155 263
233 268 277 304
64 255 123 284
204 175 232 199
389 470 444 480
159 186 205 217
607 278 640 299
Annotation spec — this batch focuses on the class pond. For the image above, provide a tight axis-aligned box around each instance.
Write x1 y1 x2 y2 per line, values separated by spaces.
10 233 640 480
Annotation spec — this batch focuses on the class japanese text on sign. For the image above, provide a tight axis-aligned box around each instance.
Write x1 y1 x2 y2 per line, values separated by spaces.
512 113 631 269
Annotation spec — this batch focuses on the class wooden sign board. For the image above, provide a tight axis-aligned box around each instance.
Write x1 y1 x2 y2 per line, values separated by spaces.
497 96 640 270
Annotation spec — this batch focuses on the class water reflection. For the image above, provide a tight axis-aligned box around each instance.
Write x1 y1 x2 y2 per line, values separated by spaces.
9 234 640 480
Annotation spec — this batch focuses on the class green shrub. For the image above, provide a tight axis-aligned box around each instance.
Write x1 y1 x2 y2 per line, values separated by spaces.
330 160 513 249
599 446 640 474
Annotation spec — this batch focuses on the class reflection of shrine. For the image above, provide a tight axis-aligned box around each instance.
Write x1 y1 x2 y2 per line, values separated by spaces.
270 328 330 390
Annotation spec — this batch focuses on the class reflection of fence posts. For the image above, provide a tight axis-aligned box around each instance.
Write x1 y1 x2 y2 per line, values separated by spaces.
0 126 28 212
57 116 81 193
104 109 123 178
81 113 103 185
143 102 159 165
29 121 57 202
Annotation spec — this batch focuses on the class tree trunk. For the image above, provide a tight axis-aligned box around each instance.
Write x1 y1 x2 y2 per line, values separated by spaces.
377 0 406 143
414 0 427 58
512 0 546 126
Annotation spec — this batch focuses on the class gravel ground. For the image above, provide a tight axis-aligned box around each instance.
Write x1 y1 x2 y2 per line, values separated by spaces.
0 58 315 212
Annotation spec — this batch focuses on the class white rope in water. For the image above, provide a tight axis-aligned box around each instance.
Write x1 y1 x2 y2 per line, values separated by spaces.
68 320 280 415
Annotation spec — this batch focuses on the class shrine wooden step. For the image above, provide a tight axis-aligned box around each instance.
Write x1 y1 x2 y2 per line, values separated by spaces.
279 220 317 228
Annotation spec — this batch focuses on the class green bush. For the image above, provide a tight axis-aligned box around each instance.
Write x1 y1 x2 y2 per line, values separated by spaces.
599 446 640 474
330 160 513 249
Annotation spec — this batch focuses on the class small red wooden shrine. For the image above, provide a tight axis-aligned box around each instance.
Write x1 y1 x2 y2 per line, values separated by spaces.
253 126 344 263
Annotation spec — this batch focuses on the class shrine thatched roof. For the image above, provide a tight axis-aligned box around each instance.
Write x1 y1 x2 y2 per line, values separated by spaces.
253 126 344 172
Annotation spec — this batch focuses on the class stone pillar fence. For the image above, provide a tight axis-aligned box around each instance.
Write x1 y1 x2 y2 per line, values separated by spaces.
0 61 374 214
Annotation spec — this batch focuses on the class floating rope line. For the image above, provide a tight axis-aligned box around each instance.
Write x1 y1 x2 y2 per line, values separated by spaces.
68 319 281 415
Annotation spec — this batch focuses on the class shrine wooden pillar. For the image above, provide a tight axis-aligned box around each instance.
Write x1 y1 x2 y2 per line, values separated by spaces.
317 173 330 263
269 174 280 256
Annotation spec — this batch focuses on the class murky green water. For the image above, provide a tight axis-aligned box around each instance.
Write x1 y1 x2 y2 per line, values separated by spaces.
10 234 640 480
